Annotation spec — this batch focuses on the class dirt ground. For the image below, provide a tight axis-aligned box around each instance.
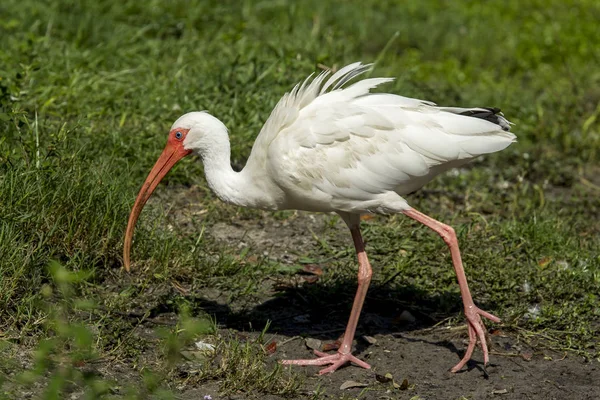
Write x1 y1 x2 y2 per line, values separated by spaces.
162 187 599 400
185 331 599 400
9 186 597 400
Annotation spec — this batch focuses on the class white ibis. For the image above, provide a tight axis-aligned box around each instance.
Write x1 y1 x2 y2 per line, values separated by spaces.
124 62 515 374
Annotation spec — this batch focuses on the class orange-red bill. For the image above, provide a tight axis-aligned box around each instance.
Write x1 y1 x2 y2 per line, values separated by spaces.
123 141 191 271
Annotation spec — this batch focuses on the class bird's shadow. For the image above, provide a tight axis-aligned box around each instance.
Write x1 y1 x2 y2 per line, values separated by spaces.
169 277 497 373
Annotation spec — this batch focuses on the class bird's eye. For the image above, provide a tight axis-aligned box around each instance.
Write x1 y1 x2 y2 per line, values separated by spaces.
175 131 183 140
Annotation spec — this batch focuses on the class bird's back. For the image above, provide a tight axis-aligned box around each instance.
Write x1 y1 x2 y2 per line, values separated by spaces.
246 63 516 214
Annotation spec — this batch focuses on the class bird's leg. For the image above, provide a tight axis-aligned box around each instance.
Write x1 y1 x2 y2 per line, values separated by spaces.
281 224 372 374
403 208 501 372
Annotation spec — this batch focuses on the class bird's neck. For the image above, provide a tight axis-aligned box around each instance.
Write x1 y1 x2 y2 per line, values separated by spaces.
197 128 279 210
199 137 244 206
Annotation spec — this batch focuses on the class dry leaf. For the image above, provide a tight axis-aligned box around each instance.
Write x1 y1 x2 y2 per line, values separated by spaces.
399 378 409 390
302 264 323 276
521 351 533 361
491 388 508 394
340 380 368 390
264 341 277 355
360 214 376 221
322 336 342 351
302 275 319 284
538 257 552 267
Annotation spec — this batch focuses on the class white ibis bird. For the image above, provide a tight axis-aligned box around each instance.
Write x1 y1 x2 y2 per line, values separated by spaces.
124 62 515 374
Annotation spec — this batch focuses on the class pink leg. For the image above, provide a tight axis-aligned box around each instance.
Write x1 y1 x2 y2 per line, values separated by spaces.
403 208 501 372
281 224 372 374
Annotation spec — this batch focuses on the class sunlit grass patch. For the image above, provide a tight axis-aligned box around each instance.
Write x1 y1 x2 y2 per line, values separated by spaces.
175 326 301 396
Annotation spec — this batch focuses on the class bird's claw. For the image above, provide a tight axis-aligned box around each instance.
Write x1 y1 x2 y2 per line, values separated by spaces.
450 305 501 373
281 350 371 375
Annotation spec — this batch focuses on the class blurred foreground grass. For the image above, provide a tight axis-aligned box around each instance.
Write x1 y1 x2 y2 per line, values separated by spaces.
1 0 599 397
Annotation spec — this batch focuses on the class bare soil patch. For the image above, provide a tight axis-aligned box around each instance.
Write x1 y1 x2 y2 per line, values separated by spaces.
168 197 599 400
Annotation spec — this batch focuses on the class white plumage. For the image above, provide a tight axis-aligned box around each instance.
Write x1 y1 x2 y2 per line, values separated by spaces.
173 62 514 216
125 62 515 375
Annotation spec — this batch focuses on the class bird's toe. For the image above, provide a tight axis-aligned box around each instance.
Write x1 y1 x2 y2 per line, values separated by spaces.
281 351 371 374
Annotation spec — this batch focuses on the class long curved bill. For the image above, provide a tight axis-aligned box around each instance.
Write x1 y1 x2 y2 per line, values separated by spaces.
123 142 191 271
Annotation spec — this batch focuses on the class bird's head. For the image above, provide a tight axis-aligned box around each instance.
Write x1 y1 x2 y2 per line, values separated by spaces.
123 111 227 271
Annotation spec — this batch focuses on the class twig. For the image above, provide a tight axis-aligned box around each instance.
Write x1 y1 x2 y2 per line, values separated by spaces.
278 336 301 347
489 351 522 358
580 176 600 191
411 317 457 334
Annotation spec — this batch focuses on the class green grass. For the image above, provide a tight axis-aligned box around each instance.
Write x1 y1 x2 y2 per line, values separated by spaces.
1 0 599 398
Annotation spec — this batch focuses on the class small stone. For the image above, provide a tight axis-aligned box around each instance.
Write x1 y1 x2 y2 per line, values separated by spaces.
362 335 377 344
397 310 416 323
293 314 310 323
375 373 393 383
305 338 322 350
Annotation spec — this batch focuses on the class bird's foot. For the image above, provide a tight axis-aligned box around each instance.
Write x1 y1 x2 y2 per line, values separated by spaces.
451 305 501 373
281 350 371 375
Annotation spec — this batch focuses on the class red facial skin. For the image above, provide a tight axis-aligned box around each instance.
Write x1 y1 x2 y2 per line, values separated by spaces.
123 128 192 271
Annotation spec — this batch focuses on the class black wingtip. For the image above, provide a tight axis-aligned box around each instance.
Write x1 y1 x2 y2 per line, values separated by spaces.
459 107 510 131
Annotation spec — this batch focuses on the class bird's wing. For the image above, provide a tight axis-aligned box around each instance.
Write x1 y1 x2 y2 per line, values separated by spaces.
253 63 515 212
245 62 373 170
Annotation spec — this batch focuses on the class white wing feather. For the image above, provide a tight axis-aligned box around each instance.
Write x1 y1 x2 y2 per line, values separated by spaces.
246 63 516 213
